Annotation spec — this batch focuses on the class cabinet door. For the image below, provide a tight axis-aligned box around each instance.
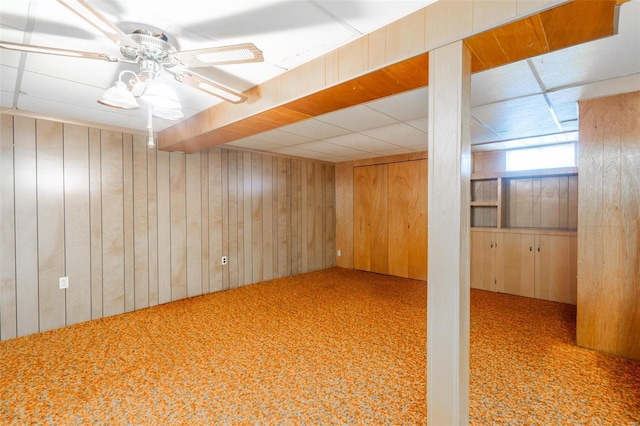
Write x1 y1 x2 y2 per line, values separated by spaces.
470 230 486 289
388 160 427 280
353 164 388 274
535 234 576 304
502 232 535 297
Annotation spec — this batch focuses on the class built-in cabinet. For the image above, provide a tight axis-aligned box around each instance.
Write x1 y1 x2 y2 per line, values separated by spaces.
470 151 578 304
471 228 577 304
353 159 427 280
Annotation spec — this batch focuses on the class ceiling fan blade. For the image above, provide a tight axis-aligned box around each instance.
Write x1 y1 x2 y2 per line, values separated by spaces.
56 0 138 49
0 41 119 62
173 43 264 67
173 70 248 104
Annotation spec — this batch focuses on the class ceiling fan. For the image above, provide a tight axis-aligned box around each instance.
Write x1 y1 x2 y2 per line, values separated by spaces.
0 0 264 114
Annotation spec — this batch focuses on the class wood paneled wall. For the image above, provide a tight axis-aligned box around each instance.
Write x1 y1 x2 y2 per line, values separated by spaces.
0 114 335 341
577 91 640 361
335 152 427 274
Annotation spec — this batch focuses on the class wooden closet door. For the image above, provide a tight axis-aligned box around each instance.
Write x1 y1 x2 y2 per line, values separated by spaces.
388 160 428 280
353 164 388 274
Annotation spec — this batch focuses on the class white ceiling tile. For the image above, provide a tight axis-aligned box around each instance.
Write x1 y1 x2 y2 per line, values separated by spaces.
496 123 562 141
472 94 557 134
316 1 436 35
279 118 351 139
365 87 428 121
361 122 427 147
295 140 366 156
529 1 640 90
271 145 327 161
1 65 18 92
1 90 14 108
323 133 400 152
315 104 399 132
225 138 286 151
251 129 314 146
378 147 415 156
470 117 501 145
406 117 428 133
471 60 541 106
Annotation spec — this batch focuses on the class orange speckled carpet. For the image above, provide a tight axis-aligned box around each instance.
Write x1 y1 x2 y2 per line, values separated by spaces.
1 268 638 424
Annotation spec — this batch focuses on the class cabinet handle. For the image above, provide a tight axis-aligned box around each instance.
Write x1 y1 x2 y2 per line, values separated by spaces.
537 245 541 252
490 242 494 248
529 245 532 251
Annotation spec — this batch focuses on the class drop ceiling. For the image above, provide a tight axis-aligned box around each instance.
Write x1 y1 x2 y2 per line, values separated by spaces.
1 0 639 163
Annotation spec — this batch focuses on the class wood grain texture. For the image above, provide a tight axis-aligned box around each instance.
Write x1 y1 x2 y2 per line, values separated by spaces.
170 153 187 300
577 91 640 360
388 160 428 280
353 164 389 274
0 115 16 341
0 115 336 340
156 150 171 305
186 153 203 297
89 128 103 318
36 120 66 332
101 131 125 317
132 137 149 310
13 117 39 337
63 124 91 326
147 144 158 307
123 135 135 313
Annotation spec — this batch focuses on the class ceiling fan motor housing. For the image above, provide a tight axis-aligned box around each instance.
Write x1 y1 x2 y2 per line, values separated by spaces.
120 32 179 68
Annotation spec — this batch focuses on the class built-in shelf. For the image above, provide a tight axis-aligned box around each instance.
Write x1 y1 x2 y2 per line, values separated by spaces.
470 167 578 230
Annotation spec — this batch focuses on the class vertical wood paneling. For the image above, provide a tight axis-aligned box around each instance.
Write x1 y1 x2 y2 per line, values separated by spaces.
209 148 224 292
14 117 39 337
1 115 337 340
89 128 103 318
324 165 335 269
0 115 17 340
314 163 324 270
227 151 239 289
578 92 640 360
156 150 171 304
101 130 125 317
353 164 389 274
186 153 202 297
335 162 354 269
388 160 428 280
243 153 252 285
36 120 66 332
132 136 149 309
170 153 187 300
147 145 158 306
251 154 263 283
123 135 134 313
63 124 91 326
200 150 209 295
262 156 274 281
278 157 289 276
290 160 302 275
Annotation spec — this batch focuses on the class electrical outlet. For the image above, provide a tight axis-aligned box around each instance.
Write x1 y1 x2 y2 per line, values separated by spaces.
337 249 342 256
59 276 69 289
221 256 227 266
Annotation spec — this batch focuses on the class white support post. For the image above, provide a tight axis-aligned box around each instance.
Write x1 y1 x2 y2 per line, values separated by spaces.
427 40 471 425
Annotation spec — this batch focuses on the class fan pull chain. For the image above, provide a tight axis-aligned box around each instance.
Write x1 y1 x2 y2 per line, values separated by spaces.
147 105 155 147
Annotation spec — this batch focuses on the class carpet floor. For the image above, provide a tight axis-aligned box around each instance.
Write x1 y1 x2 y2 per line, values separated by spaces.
0 268 638 424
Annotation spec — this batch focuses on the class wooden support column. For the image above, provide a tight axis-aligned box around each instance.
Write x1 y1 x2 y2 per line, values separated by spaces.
427 40 471 424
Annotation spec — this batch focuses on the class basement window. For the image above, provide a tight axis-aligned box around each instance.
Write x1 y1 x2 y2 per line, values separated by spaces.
506 143 576 171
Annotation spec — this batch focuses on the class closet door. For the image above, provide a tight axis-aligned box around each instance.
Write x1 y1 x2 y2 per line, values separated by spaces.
353 164 388 274
388 160 428 280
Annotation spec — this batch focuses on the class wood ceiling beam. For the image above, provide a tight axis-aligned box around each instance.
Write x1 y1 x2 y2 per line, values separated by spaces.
159 0 619 154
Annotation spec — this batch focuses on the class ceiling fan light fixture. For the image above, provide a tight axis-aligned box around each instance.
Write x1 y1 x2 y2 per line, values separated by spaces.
98 80 140 109
142 82 182 110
